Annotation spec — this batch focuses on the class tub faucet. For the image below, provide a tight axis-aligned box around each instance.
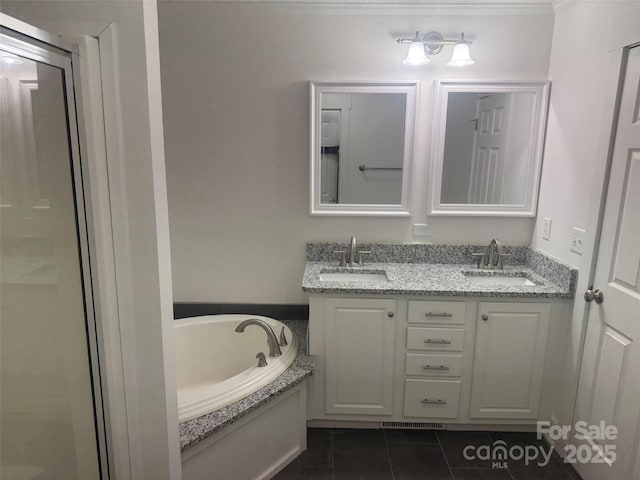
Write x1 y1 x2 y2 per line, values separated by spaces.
235 318 282 357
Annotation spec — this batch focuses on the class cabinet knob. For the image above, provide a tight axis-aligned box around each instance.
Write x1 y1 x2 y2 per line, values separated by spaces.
387 311 394 318
481 314 489 321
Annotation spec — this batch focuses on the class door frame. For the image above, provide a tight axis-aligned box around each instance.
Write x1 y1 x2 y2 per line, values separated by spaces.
0 14 111 478
0 10 184 479
569 3 640 470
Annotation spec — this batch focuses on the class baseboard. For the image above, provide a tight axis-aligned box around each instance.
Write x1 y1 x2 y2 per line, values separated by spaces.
306 420 538 432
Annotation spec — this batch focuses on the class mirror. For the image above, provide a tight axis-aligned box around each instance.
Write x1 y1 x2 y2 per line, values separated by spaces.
310 82 417 216
428 81 549 216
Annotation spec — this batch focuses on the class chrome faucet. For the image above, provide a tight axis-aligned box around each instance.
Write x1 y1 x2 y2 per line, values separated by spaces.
332 236 372 267
348 236 358 267
348 236 372 267
473 238 512 270
235 318 282 357
488 238 504 269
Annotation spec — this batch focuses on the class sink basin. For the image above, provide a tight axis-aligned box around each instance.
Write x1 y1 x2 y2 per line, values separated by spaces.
319 270 389 283
463 273 538 286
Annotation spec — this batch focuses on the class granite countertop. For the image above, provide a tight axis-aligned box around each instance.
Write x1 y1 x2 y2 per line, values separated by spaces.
302 262 571 298
302 243 577 299
179 319 314 452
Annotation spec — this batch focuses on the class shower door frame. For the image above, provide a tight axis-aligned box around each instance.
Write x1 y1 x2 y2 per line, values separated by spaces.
1 17 110 478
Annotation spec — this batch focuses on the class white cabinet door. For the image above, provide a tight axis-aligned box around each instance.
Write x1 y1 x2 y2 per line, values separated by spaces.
324 298 396 415
470 302 550 419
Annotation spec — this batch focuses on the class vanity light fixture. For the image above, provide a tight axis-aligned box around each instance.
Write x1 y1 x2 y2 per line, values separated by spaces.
397 31 474 67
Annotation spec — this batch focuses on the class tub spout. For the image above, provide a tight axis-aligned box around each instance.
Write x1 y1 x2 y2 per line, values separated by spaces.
235 318 282 357
279 326 288 347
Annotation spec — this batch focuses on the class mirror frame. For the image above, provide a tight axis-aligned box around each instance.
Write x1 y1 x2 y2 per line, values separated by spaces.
428 80 550 217
310 81 417 216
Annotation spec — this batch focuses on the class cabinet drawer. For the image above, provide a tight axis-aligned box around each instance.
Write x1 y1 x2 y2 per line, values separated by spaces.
406 327 464 351
408 301 466 325
405 353 463 377
404 379 461 418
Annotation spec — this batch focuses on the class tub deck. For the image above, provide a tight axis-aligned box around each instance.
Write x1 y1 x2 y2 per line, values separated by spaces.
178 319 314 452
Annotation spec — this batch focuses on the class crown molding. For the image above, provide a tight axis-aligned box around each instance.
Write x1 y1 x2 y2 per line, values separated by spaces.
200 1 554 16
551 0 575 12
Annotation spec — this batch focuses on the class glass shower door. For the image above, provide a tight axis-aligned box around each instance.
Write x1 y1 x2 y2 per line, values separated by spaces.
1 25 104 480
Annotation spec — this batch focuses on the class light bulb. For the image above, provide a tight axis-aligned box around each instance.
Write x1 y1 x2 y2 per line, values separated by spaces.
446 34 474 67
403 40 430 66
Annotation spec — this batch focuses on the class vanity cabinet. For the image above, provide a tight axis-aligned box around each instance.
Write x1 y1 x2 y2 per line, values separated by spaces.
470 302 550 419
323 298 396 415
308 295 565 427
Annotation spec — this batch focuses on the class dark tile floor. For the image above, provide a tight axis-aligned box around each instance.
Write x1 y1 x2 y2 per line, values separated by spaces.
273 429 584 480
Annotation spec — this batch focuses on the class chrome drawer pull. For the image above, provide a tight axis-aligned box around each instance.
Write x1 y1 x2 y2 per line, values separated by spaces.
424 338 452 345
423 364 449 371
425 312 453 317
421 398 447 405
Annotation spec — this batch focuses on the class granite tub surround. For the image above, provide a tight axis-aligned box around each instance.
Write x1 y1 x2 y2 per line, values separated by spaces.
179 319 314 452
303 242 577 298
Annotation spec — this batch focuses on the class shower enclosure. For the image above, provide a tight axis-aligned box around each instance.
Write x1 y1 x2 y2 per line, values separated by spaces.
1 16 107 479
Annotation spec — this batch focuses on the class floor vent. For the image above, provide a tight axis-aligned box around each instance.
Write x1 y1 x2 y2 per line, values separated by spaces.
380 421 447 430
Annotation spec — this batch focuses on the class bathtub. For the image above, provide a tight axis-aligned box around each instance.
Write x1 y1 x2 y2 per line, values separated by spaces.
174 314 298 422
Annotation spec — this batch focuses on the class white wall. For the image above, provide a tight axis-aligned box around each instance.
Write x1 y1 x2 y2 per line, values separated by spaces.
531 0 640 441
532 1 631 265
0 2 181 479
159 2 553 303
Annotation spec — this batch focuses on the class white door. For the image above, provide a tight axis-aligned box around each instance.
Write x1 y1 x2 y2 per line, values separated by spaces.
573 46 640 480
468 93 510 203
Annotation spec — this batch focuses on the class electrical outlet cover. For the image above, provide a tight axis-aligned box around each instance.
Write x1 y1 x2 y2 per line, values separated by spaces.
413 224 430 237
570 227 585 255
